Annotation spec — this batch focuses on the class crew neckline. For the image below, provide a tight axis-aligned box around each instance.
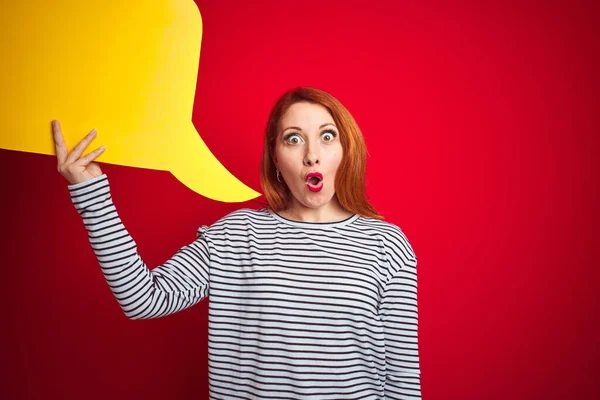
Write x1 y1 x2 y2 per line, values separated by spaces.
264 207 360 228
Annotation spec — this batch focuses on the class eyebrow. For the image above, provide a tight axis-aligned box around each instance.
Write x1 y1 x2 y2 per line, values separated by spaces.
282 123 337 134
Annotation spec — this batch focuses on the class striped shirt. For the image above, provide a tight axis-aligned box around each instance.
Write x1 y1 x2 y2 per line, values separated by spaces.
68 174 421 399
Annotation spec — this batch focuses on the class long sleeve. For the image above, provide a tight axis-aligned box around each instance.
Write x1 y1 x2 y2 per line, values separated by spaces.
379 248 421 398
68 174 211 320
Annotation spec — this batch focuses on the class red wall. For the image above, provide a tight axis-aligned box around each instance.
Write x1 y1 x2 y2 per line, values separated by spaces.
1 0 598 398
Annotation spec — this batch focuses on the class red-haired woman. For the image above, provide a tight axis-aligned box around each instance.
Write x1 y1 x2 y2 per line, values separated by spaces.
53 87 421 399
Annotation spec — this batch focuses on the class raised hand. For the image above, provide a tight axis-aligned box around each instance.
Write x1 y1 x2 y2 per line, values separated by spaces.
52 120 106 185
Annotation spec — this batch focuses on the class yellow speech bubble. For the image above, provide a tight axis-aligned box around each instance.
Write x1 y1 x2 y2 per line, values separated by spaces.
0 0 261 202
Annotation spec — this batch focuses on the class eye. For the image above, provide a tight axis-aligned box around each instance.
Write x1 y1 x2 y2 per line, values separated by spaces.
283 133 302 144
322 129 337 142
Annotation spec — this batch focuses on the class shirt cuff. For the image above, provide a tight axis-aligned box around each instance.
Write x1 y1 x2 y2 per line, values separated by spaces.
68 174 110 212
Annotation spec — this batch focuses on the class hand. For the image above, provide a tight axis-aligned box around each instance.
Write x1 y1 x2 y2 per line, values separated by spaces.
52 120 106 185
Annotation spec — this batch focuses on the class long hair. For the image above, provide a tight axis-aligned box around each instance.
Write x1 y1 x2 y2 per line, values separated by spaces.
259 87 384 220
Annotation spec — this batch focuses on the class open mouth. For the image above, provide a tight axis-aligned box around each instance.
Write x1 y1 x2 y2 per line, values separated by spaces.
305 172 324 192
308 176 321 185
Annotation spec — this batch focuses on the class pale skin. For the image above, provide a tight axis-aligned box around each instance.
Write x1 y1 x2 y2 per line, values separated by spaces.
272 102 354 223
52 120 106 185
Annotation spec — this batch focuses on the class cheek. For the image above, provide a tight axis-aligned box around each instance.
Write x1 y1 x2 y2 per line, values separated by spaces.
276 146 298 165
328 147 344 169
274 147 286 167
275 152 296 173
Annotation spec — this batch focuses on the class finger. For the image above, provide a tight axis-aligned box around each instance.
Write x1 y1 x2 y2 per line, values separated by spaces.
77 144 106 166
52 120 68 167
66 128 97 165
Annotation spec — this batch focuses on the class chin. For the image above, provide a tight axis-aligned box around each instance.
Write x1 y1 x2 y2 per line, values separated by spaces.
303 195 334 208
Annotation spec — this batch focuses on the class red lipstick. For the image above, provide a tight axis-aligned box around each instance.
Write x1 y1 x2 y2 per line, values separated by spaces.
305 172 323 192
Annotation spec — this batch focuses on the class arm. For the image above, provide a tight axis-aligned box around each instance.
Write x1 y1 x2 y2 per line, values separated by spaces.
68 174 211 320
379 254 421 398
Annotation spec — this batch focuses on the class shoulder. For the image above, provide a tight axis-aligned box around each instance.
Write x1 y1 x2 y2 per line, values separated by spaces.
196 207 266 238
217 207 268 226
356 215 417 269
355 215 408 238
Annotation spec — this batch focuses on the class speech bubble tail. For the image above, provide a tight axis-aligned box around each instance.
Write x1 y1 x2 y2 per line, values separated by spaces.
168 122 262 202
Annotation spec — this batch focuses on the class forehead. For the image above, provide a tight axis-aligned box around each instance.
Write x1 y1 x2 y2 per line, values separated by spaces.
280 102 334 130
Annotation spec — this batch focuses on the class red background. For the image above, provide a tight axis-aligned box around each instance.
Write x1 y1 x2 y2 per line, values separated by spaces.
1 0 598 399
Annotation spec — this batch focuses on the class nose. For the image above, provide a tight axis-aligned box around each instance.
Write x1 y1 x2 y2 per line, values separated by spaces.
303 141 320 166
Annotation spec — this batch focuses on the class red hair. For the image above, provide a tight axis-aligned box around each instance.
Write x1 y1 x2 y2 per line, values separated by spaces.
259 87 384 220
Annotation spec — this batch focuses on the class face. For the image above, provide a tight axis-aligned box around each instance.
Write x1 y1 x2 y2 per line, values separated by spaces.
272 102 344 210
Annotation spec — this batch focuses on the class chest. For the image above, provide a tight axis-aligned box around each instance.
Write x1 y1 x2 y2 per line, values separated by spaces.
209 230 388 314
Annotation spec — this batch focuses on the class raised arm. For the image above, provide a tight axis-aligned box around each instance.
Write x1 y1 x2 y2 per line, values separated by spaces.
52 120 210 320
68 174 211 319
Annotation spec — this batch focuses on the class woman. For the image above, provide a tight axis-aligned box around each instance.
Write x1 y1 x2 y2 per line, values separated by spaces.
53 87 421 399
